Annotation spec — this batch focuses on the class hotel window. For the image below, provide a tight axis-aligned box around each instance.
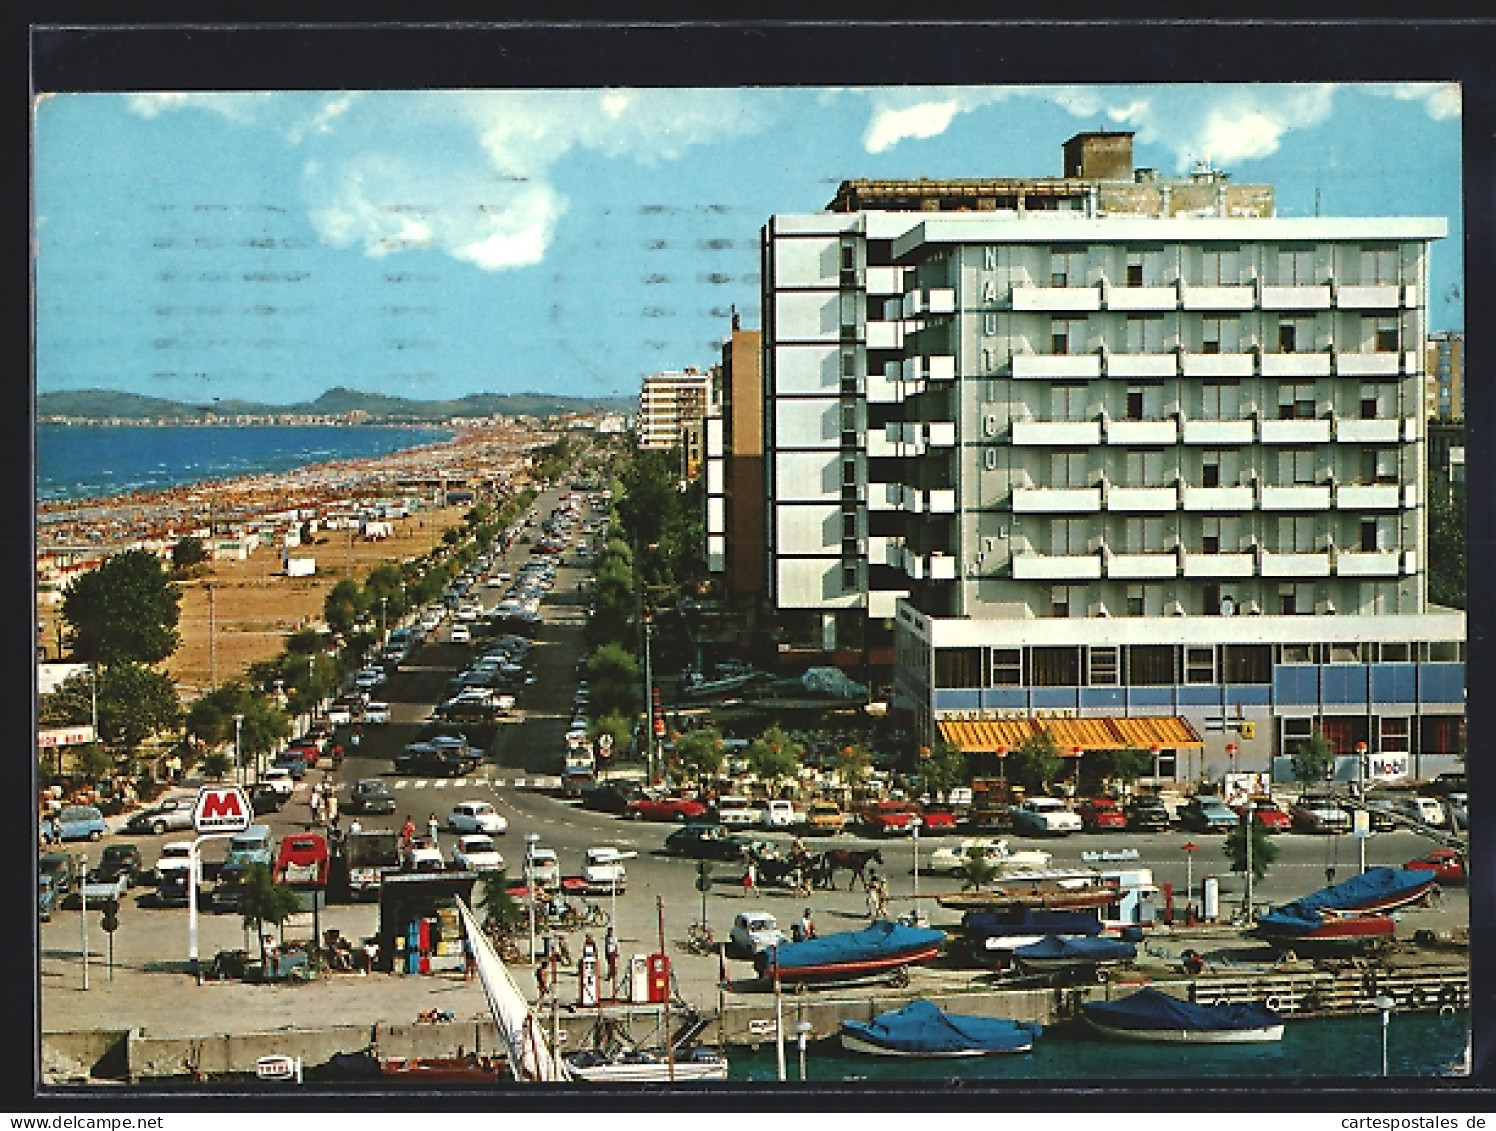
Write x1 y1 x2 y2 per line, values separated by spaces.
1201 318 1223 355
841 349 858 379
1052 317 1086 356
1424 641 1462 662
839 292 858 329
1088 645 1120 686
1126 253 1144 288
1328 641 1364 663
1050 449 1090 488
1201 450 1224 489
1050 585 1081 618
842 563 859 590
1377 642 1411 662
1050 518 1086 556
1127 644 1177 686
1199 247 1239 287
1279 448 1317 486
842 511 858 541
1201 582 1221 617
1050 382 1089 422
1186 646 1215 684
1200 380 1240 421
1051 249 1085 288
1125 448 1167 488
1125 316 1166 353
990 649 1021 685
1277 383 1317 419
1278 246 1316 285
1125 516 1166 554
1031 646 1081 686
1282 716 1316 749
842 456 858 486
1222 644 1272 684
1360 516 1396 553
1380 717 1410 753
935 647 984 689
1201 518 1222 555
1126 585 1147 617
1279 514 1317 553
1278 583 1314 615
1373 317 1399 353
1362 245 1399 285
840 240 857 275
1372 448 1398 485
1359 382 1386 420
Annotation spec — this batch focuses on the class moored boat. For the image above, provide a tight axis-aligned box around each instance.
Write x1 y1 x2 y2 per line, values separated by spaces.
962 906 1104 957
1012 934 1136 976
1253 908 1397 955
564 1046 728 1083
1082 987 1284 1044
1281 867 1438 916
754 920 946 985
378 1053 507 1081
840 999 1041 1057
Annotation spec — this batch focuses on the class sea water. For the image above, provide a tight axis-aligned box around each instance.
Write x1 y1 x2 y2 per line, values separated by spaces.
37 423 452 504
728 1010 1471 1084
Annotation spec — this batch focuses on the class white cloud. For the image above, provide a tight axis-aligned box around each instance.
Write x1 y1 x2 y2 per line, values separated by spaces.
864 100 962 154
125 92 273 123
1107 99 1150 125
1381 82 1462 121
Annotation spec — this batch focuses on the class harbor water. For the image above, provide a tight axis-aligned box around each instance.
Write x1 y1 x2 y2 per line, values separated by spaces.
727 1009 1471 1083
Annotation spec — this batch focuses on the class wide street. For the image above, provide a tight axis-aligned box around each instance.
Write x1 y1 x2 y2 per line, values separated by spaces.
39 480 1469 1046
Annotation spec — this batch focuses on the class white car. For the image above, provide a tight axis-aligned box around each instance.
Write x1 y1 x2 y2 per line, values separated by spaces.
728 911 787 957
447 800 507 835
926 838 1053 875
154 842 201 888
405 841 446 873
1010 797 1084 836
353 667 385 690
260 768 296 797
528 847 561 888
361 701 391 725
582 846 632 890
449 624 471 644
451 834 505 873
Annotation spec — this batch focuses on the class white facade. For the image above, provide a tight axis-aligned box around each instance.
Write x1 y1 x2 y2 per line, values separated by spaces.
637 370 710 450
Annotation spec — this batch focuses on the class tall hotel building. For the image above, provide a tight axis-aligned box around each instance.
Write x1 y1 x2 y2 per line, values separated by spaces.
759 132 1464 783
638 368 712 474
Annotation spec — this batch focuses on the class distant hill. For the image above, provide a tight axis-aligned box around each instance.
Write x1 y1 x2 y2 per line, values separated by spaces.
37 386 633 422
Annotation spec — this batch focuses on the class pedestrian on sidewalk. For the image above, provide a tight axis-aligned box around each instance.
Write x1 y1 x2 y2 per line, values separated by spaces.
604 926 620 988
427 812 440 842
400 815 415 851
741 859 758 898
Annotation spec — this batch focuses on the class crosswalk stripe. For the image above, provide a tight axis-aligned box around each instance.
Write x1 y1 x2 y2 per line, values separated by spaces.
434 780 448 788
415 781 427 789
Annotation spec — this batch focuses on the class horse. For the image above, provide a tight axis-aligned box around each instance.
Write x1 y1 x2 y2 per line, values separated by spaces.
818 848 884 891
753 856 803 889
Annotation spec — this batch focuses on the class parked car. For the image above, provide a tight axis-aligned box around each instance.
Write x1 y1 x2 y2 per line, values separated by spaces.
728 911 787 958
54 804 109 842
125 797 197 836
1010 797 1083 837
1360 795 1401 832
1290 792 1352 834
272 750 309 780
1179 797 1241 834
663 823 752 861
1076 797 1128 831
582 846 631 891
625 795 709 823
860 799 920 836
39 852 75 897
528 847 561 888
1391 794 1447 828
259 768 296 797
1404 848 1466 885
1125 798 1172 832
1235 796 1293 833
579 782 646 815
449 624 471 644
927 838 1046 875
804 800 847 836
347 779 397 816
90 843 144 889
403 840 447 873
447 800 508 835
38 875 57 922
220 825 275 884
154 841 201 903
361 701 391 725
274 832 330 886
916 806 959 834
1445 792 1468 829
451 834 505 873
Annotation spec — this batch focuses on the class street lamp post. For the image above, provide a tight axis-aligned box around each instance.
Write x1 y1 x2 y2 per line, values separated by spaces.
1243 799 1255 925
909 817 923 926
1226 741 1239 776
525 833 540 965
233 713 245 787
78 851 89 991
1373 993 1396 1076
795 1019 812 1081
1182 842 1198 912
1355 742 1370 874
380 596 388 642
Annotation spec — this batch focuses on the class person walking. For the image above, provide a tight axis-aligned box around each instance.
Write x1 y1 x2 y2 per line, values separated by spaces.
427 812 440 843
741 858 758 898
400 815 415 852
799 907 817 941
604 926 620 991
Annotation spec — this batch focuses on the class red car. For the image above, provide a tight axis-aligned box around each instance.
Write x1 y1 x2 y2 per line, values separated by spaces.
624 795 709 823
1076 798 1128 831
860 800 919 836
273 832 329 887
916 806 959 833
1236 797 1293 833
1405 848 1466 885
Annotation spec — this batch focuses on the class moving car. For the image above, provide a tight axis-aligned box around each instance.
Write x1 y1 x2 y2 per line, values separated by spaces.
582 847 631 891
1010 797 1083 837
451 835 505 873
663 823 752 861
804 800 847 836
449 624 471 644
1076 797 1128 831
260 768 296 796
1179 797 1241 833
274 832 330 886
447 800 508 835
1290 793 1352 835
404 840 447 873
124 797 197 836
90 843 144 888
272 750 309 780
1125 798 1172 832
348 779 397 816
1390 795 1447 828
361 701 391 725
1236 797 1293 833
625 795 709 823
860 799 920 836
916 806 959 834
39 852 75 897
927 838 1052 876
54 805 109 842
219 825 275 883
579 783 646 815
728 911 787 958
528 847 561 888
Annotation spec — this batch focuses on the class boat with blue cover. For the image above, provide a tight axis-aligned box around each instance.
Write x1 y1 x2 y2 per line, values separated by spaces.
962 906 1102 958
840 999 1041 1058
1252 867 1433 955
755 920 946 985
1012 934 1137 976
1082 987 1284 1044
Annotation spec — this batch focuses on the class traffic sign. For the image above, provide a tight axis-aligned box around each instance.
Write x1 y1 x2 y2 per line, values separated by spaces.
192 786 252 834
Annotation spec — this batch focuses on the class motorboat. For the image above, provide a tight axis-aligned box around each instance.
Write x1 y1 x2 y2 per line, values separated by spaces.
1252 868 1431 955
840 999 1040 1057
563 1046 728 1083
961 906 1103 957
1082 987 1284 1044
1011 934 1137 976
754 920 946 985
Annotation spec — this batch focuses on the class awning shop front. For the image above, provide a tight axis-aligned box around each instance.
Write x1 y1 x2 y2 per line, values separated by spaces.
937 716 1204 755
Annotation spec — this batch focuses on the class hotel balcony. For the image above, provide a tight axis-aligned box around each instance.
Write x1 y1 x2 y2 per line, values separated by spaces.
1011 285 1101 313
1334 484 1402 510
1260 352 1332 378
1105 285 1178 312
1334 352 1401 377
1259 418 1332 444
866 430 899 458
1105 486 1178 512
1334 550 1402 576
1260 485 1332 510
902 288 956 317
1105 552 1178 579
866 320 902 350
1403 416 1420 441
1259 551 1332 578
899 485 923 514
864 372 902 404
1260 284 1332 310
1011 487 1103 513
1181 352 1255 379
1182 419 1256 445
867 588 909 618
1105 353 1177 379
1334 284 1401 309
1105 419 1178 445
1012 552 1103 580
867 536 903 568
1182 552 1256 578
925 421 957 447
926 488 957 514
1403 550 1418 574
1180 285 1256 311
927 553 958 580
865 265 904 296
1334 417 1401 443
867 482 901 512
1011 354 1102 380
903 355 957 382
1011 420 1101 446
1181 485 1256 511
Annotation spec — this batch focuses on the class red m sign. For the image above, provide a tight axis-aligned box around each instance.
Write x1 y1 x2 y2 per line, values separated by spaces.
193 786 251 832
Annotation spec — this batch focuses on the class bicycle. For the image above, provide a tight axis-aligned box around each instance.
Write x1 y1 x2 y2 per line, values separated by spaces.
684 921 716 955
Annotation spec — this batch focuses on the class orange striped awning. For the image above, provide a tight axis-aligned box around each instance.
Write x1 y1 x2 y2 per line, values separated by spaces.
938 716 1203 754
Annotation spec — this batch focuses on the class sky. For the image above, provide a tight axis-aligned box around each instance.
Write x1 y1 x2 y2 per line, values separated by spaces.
33 82 1464 406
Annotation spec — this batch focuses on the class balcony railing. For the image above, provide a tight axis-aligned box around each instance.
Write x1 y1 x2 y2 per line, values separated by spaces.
1011 487 1103 513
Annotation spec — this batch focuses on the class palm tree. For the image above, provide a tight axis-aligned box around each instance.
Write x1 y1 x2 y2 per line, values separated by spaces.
237 863 304 967
475 870 523 936
955 846 1003 891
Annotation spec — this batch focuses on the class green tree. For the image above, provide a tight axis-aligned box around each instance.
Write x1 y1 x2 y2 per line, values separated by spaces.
918 740 969 798
95 662 183 751
955 846 1003 891
363 564 408 622
1426 476 1465 609
585 643 642 722
832 741 872 792
746 725 804 791
201 749 231 780
237 863 306 967
475 871 524 935
1079 747 1154 795
1005 733 1063 794
1224 816 1279 883
1291 731 1336 786
673 728 724 790
171 536 209 573
323 578 364 636
590 712 635 766
38 670 98 729
62 548 182 665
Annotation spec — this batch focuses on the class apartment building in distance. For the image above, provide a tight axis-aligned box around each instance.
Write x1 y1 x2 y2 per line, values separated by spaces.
759 131 1464 784
638 368 712 474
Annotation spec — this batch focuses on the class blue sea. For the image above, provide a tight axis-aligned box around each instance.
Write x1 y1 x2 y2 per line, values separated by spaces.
36 423 453 504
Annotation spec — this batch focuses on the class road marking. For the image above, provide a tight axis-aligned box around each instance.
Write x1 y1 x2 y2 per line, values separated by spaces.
415 781 428 789
434 780 448 788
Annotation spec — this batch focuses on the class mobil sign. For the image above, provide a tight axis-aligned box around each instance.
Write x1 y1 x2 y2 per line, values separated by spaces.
192 786 252 833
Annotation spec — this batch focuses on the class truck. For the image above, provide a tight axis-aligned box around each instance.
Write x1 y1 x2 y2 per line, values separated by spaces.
343 829 401 901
